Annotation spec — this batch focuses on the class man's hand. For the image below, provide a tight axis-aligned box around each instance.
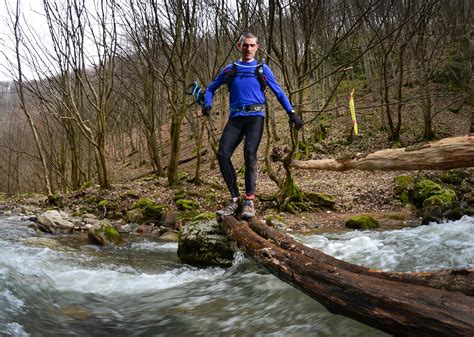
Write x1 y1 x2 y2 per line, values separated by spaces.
288 113 303 130
202 106 211 117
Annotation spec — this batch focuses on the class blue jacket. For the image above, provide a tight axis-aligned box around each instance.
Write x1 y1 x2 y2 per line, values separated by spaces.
204 60 293 118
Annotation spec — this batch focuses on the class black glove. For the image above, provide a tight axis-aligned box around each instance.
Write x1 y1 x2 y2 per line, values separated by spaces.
288 113 303 130
202 106 211 117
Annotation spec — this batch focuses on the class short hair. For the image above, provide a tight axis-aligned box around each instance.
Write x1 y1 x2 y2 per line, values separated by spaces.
239 32 258 44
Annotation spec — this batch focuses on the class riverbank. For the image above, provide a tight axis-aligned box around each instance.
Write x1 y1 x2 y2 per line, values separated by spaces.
0 167 448 233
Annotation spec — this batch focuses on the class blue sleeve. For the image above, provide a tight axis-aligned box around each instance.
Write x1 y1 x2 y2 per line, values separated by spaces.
204 65 231 109
264 65 293 114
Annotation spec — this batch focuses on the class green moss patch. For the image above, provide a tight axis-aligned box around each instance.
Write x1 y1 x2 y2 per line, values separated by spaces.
345 215 380 230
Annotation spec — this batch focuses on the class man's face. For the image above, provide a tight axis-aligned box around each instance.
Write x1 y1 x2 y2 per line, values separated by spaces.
238 37 259 62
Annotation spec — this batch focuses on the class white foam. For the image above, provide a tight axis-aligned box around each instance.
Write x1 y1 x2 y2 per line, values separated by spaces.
130 241 178 251
4 322 29 337
301 216 474 271
51 267 224 295
1 290 25 314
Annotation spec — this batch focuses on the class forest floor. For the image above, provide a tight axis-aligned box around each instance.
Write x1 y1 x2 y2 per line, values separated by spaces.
3 86 473 233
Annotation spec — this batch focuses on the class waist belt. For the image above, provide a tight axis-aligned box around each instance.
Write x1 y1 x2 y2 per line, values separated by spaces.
230 104 265 113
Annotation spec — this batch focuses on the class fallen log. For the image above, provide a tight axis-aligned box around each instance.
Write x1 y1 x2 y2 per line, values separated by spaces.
290 135 474 171
219 216 474 336
247 217 474 296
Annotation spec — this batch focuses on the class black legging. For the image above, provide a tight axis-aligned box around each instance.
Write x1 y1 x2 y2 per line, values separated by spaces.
217 116 264 198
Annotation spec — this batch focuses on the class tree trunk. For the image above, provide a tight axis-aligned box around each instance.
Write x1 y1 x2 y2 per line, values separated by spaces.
219 216 474 336
167 113 184 186
246 217 474 296
287 135 474 171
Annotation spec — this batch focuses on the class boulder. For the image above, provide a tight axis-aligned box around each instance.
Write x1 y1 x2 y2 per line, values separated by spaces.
88 219 123 245
345 215 380 230
37 210 74 234
177 220 234 267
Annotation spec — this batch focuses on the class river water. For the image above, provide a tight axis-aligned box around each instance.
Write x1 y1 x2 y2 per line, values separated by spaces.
1 215 473 336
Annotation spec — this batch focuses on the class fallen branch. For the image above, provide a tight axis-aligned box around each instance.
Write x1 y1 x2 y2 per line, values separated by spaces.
289 135 474 171
219 216 474 336
247 217 474 296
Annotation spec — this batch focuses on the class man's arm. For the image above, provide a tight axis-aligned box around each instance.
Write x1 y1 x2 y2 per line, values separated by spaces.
264 65 303 129
203 65 231 111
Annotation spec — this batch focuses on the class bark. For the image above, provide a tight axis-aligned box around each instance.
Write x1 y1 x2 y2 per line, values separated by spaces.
219 216 474 336
288 135 474 171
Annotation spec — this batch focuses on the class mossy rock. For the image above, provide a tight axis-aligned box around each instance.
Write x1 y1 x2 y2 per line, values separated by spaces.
265 214 288 230
420 206 444 225
176 199 200 211
345 215 380 230
305 192 336 208
444 207 463 221
88 219 123 246
393 175 414 195
464 208 474 216
413 179 444 207
47 194 62 207
177 221 234 267
422 189 456 209
131 198 165 220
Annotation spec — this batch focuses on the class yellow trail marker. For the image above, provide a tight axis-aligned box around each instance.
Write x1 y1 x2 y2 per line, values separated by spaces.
349 88 358 135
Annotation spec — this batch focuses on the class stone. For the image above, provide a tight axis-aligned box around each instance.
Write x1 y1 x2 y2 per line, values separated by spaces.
421 206 444 225
37 210 74 234
265 214 288 230
345 215 380 230
162 211 177 228
88 219 123 246
136 223 154 234
177 220 234 267
118 223 139 233
159 230 179 242
126 208 145 224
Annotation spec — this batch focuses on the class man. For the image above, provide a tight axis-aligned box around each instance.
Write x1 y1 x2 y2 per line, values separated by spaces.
204 32 302 218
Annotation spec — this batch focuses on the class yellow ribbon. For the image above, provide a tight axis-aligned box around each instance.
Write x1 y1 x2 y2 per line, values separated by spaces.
349 88 358 135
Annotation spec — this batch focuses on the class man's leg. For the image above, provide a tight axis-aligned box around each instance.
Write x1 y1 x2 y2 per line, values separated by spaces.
241 116 264 218
217 117 244 198
243 116 264 196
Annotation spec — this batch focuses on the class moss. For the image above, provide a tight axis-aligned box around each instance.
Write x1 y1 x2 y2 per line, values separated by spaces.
104 225 122 244
192 211 216 222
125 190 139 199
422 189 456 208
393 175 414 195
177 172 189 181
173 190 186 201
176 199 200 211
80 181 94 190
413 179 444 207
265 213 285 224
47 194 62 207
345 215 380 230
131 198 165 219
98 200 109 207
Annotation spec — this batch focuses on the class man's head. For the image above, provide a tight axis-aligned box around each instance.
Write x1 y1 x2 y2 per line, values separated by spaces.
237 32 259 62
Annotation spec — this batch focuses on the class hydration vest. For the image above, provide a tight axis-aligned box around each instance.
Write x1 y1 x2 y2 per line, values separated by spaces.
224 60 267 92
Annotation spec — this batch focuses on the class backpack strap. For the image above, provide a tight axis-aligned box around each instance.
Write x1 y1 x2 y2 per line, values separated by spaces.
224 60 267 92
255 59 267 92
224 62 238 91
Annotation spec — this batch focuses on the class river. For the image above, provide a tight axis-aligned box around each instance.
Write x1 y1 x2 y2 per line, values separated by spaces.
1 214 473 336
